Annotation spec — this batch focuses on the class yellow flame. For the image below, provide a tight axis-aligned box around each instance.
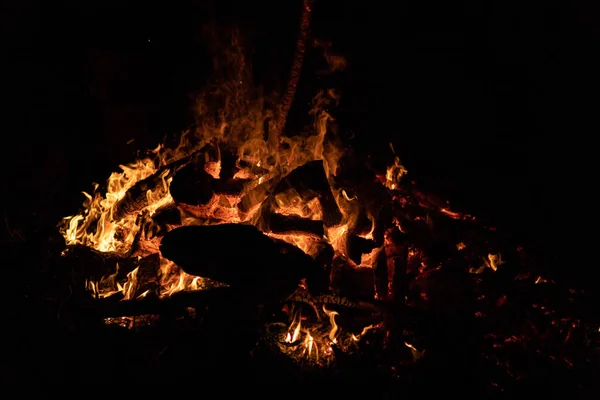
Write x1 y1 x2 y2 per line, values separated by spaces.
59 39 407 342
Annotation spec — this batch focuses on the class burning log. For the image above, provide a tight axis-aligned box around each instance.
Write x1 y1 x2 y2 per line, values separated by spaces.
347 235 377 266
159 224 329 302
132 252 161 298
60 245 160 299
150 204 181 230
274 160 342 225
374 249 389 301
213 178 252 195
385 227 408 304
263 212 324 237
312 240 334 273
271 0 314 144
112 150 203 220
61 245 133 282
92 287 232 318
330 258 375 299
170 159 215 206
238 177 280 215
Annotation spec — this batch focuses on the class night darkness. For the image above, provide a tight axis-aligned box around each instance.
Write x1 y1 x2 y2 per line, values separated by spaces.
1 0 598 390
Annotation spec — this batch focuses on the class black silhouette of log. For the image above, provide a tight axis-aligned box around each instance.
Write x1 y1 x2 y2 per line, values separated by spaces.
60 245 160 295
374 249 388 300
313 240 334 276
137 205 182 240
330 257 375 299
170 160 215 206
274 160 342 225
61 245 134 282
385 227 408 304
151 204 181 231
212 178 252 196
159 224 328 302
264 212 324 237
347 235 377 265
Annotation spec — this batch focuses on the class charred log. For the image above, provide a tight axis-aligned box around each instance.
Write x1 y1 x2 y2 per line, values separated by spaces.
94 287 232 318
271 0 314 144
274 160 342 225
150 205 181 231
112 150 203 220
335 157 392 245
212 178 251 195
374 248 388 301
170 159 215 206
132 252 161 299
385 227 408 304
330 258 375 299
61 245 132 282
347 235 377 265
313 240 334 275
237 176 280 215
264 212 324 237
60 245 160 297
160 224 329 302
237 159 270 177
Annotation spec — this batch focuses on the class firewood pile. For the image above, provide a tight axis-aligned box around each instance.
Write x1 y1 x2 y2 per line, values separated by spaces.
49 132 597 394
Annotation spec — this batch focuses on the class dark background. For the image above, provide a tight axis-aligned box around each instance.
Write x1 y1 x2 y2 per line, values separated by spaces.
1 1 596 286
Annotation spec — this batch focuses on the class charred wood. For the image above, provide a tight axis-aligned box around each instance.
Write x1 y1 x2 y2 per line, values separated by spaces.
313 240 334 278
274 160 342 225
159 224 329 301
212 178 251 195
61 245 132 283
94 287 232 318
385 227 408 305
60 245 160 298
112 149 204 221
132 252 161 299
335 158 392 245
347 235 377 266
216 145 238 180
237 177 280 215
170 159 215 206
374 248 388 301
237 159 270 177
264 212 324 237
330 257 375 299
148 205 182 235
271 0 314 144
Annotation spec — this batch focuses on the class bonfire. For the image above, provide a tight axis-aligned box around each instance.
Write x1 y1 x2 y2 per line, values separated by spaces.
53 1 595 393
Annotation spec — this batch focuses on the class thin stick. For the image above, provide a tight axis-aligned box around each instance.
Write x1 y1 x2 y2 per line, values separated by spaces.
271 0 314 146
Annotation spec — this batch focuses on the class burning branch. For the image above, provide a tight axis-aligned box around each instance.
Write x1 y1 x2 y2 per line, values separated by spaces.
271 0 315 145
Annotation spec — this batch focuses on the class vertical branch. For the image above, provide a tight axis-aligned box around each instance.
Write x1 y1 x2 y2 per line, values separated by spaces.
270 0 314 145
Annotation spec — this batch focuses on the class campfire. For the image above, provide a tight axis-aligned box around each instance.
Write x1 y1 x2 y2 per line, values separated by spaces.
49 6 595 394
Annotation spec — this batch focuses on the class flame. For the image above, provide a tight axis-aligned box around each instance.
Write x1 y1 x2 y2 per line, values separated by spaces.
60 60 349 300
59 37 397 365
278 305 360 365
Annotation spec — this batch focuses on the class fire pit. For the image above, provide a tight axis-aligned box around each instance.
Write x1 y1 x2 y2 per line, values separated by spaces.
8 4 596 395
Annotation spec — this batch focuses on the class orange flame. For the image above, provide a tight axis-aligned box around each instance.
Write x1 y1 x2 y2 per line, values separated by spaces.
59 38 400 360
